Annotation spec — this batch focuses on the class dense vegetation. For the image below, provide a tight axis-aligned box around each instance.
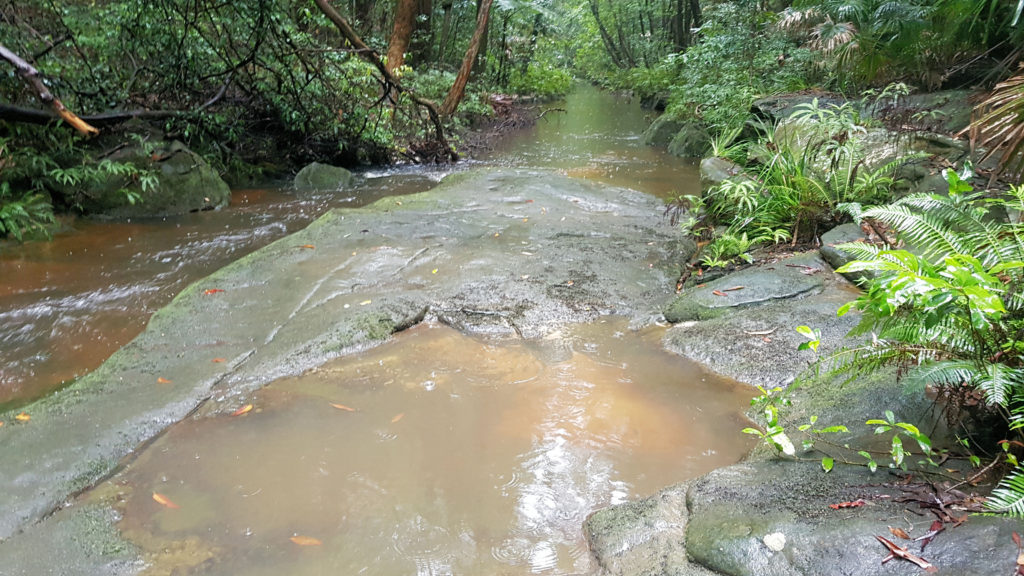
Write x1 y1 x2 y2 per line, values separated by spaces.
4 0 1024 513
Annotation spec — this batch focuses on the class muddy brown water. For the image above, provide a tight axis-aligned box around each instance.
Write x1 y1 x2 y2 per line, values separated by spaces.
4 85 753 574
104 320 752 575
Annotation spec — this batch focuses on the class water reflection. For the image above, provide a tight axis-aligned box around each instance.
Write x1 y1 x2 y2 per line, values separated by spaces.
106 320 752 575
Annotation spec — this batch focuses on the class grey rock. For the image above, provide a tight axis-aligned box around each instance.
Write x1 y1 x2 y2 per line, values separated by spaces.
643 115 685 147
819 223 877 285
585 482 717 576
294 161 354 190
686 460 1018 576
663 253 825 323
668 123 710 158
700 157 744 186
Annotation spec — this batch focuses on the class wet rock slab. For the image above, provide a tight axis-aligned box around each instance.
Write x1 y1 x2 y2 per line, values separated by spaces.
663 253 825 324
686 460 1017 576
0 168 690 569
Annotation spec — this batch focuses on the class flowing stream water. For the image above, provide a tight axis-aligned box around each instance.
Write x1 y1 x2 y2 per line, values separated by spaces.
2 85 754 574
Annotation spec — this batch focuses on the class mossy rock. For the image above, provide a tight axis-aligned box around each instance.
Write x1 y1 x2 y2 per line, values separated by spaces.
643 115 685 147
74 140 229 218
294 162 354 190
667 122 710 158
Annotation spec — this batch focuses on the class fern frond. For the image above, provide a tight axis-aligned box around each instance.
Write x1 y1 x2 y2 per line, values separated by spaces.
986 467 1024 517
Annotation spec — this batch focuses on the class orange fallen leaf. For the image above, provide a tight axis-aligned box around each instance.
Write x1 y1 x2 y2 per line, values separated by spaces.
290 535 322 546
889 526 911 540
330 403 355 412
712 290 727 297
566 280 574 286
0 421 4 427
232 404 253 416
152 493 180 509
212 358 226 363
300 244 315 249
722 285 746 292
391 413 405 423
157 377 172 384
15 412 30 422
829 499 865 509
203 288 225 295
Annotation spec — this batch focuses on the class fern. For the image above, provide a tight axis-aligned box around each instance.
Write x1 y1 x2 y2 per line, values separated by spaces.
986 467 1024 516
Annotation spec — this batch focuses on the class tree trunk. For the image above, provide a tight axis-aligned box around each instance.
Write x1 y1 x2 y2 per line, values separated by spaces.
312 0 456 160
588 0 624 68
437 0 454 64
440 0 493 117
471 0 490 75
521 12 542 74
0 44 98 135
410 0 433 62
387 0 417 72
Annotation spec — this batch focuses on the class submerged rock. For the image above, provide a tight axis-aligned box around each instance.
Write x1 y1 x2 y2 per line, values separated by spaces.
294 161 354 190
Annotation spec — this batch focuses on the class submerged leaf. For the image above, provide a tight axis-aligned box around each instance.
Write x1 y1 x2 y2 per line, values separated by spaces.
152 493 179 509
157 377 172 384
391 413 405 423
330 403 356 412
290 535 322 546
232 404 253 417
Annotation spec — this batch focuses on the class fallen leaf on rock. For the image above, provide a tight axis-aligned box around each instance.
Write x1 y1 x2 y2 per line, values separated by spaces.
889 526 911 540
330 403 355 412
232 404 253 417
290 535 322 546
300 244 315 249
157 377 172 384
203 288 225 295
1014 531 1021 548
431 269 438 274
152 493 179 509
744 328 777 336
914 520 944 551
723 286 745 292
828 499 865 509
875 535 937 572
15 412 30 422
212 358 226 363
566 280 574 286
391 413 404 423
712 290 727 297
360 300 372 305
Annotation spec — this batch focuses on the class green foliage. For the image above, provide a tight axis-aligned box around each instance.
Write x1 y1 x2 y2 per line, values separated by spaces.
0 182 54 242
704 100 913 245
508 64 573 98
828 166 1024 515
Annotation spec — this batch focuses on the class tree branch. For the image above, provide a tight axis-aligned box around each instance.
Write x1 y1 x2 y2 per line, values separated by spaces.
311 0 456 161
0 43 99 136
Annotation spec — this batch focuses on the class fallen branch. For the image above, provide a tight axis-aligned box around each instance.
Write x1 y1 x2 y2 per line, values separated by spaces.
0 43 98 136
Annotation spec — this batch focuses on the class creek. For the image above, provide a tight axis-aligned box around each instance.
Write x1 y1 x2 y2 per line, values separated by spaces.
1 85 754 574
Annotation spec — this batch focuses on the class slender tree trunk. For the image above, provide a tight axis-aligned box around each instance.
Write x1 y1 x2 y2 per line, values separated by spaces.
440 0 493 116
521 12 542 74
588 0 624 68
690 0 702 29
410 0 433 62
437 0 454 64
471 0 490 75
387 0 417 72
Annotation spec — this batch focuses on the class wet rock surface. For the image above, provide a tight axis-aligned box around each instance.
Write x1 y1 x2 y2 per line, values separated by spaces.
293 161 354 190
0 168 690 568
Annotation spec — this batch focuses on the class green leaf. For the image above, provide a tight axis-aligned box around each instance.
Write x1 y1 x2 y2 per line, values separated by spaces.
822 457 834 472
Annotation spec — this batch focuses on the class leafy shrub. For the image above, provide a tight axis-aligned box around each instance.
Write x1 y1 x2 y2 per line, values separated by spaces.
830 167 1024 514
